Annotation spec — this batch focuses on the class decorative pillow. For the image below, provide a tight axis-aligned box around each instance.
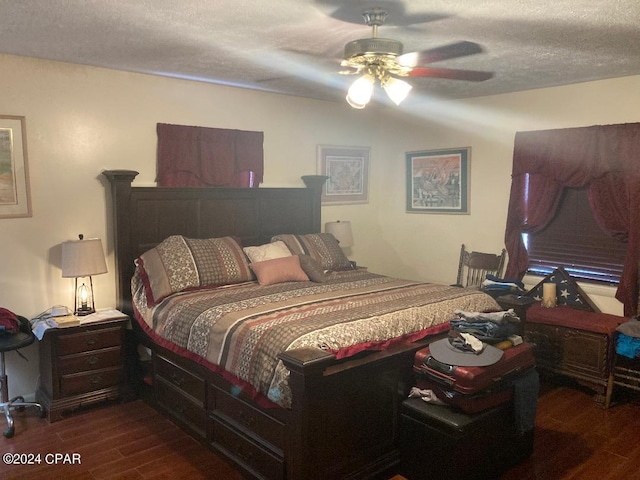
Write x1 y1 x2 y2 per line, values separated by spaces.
136 235 252 306
250 255 309 286
298 254 328 283
243 241 291 263
272 233 352 271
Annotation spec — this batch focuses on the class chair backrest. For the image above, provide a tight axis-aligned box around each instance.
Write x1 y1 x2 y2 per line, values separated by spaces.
455 244 506 288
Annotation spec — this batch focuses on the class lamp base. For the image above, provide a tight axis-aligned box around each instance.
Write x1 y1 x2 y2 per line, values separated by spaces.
75 307 95 316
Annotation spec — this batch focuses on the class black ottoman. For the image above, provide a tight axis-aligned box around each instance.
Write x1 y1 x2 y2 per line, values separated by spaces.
400 398 534 480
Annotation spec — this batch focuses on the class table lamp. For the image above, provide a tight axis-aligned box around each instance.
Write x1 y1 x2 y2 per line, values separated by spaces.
325 221 354 248
61 234 108 315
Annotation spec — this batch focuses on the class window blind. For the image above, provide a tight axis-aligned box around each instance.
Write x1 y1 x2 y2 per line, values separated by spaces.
526 187 627 284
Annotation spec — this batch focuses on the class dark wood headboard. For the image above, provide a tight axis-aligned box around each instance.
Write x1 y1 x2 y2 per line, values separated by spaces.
102 170 325 314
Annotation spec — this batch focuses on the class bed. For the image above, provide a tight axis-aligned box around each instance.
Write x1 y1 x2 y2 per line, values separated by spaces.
102 170 500 480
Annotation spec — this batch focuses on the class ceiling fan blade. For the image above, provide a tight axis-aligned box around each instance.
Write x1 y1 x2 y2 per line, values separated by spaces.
408 67 493 82
397 41 484 67
318 0 449 26
255 75 294 84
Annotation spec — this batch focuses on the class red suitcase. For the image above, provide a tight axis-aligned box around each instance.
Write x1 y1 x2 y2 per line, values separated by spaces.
415 375 518 413
413 342 536 413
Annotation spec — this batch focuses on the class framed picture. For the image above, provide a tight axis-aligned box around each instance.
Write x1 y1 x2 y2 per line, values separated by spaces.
0 115 31 218
317 145 369 205
406 147 470 214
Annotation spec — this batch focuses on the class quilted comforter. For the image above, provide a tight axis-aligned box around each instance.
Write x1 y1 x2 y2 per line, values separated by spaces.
132 268 499 407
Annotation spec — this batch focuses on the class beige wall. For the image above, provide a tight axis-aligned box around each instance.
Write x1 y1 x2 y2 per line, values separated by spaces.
1 53 637 398
368 77 640 314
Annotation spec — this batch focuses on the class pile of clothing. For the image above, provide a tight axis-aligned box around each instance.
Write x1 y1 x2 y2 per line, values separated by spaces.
450 308 521 344
480 274 526 297
616 317 640 358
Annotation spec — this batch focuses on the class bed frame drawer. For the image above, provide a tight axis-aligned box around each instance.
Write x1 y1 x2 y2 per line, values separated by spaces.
155 354 206 405
157 378 207 438
209 415 284 480
211 386 285 452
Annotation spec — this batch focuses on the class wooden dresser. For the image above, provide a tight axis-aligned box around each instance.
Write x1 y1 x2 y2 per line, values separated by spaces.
36 317 133 421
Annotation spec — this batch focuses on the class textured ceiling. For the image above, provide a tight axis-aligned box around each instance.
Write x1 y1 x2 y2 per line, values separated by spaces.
2 0 640 106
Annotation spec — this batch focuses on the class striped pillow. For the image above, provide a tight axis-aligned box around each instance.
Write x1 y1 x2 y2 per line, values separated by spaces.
271 233 352 271
136 235 252 306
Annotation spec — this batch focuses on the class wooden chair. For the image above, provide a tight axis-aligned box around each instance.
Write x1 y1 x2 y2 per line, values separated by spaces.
454 244 506 288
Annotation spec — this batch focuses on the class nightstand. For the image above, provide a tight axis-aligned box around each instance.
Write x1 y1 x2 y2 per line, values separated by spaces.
36 315 133 422
496 294 535 335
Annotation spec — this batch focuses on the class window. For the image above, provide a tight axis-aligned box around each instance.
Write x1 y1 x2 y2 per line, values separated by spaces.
504 123 640 316
156 123 264 188
524 186 627 284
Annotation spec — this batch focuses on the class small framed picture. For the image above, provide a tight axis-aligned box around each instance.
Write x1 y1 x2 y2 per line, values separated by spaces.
0 115 31 218
406 147 470 214
317 145 370 205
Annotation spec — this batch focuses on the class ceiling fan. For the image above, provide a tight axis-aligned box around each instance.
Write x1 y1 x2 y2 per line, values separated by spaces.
340 8 493 108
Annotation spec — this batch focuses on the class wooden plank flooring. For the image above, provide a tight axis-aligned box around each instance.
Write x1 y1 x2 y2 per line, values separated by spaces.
0 399 241 480
502 380 640 480
1 379 639 479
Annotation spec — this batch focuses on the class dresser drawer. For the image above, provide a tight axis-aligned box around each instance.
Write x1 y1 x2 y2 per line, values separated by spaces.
210 416 284 480
212 386 285 451
157 378 207 439
58 346 122 375
60 366 123 396
155 354 205 405
58 327 122 355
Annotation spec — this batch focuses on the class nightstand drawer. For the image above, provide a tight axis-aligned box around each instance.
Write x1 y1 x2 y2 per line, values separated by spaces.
58 346 122 374
60 366 123 396
58 327 122 355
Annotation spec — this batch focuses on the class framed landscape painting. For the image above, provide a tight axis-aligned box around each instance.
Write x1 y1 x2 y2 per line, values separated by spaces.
317 145 369 205
0 115 31 218
406 147 470 214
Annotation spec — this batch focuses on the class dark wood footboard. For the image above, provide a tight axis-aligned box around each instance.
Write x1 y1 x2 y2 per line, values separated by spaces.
136 318 435 480
280 340 436 480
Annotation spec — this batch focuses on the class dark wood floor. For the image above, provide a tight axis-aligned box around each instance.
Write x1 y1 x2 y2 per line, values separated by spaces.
2 379 640 480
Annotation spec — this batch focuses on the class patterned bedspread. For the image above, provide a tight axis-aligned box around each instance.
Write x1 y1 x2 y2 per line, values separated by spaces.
132 268 499 407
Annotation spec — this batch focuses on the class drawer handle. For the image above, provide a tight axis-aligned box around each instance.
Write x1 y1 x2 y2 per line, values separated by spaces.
169 373 184 387
234 443 254 463
85 336 99 346
86 356 99 366
238 411 256 427
89 374 102 385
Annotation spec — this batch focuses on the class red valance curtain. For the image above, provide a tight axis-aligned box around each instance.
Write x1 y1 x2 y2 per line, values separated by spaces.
156 123 264 188
504 123 640 316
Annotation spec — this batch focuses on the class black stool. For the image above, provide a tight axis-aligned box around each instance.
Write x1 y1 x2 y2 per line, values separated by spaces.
0 315 44 438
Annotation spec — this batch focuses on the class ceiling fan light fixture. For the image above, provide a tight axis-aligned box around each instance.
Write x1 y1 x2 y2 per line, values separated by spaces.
346 74 375 109
383 76 412 105
339 9 492 107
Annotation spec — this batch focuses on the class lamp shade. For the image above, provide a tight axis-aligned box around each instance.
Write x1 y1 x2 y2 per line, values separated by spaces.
61 237 108 278
383 77 412 105
325 221 354 248
346 75 375 109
